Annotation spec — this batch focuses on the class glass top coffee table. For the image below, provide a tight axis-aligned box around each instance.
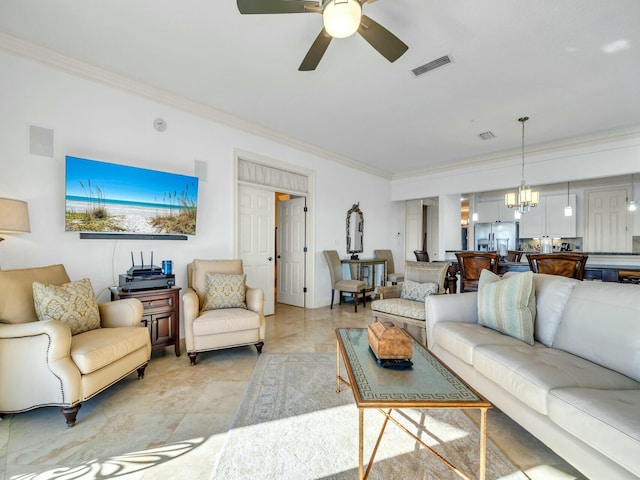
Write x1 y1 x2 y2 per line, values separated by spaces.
336 328 491 480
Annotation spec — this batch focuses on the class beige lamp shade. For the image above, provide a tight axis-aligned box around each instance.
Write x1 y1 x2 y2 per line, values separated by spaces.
0 198 31 234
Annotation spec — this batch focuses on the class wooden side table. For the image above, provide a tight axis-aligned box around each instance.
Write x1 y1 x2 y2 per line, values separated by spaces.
111 286 181 357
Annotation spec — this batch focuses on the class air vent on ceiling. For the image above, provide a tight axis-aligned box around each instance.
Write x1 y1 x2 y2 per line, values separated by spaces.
478 131 496 141
411 55 452 77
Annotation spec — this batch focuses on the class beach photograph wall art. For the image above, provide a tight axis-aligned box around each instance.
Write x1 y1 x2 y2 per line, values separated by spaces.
65 156 199 235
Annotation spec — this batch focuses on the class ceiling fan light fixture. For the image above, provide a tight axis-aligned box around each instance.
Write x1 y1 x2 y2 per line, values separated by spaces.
323 0 362 38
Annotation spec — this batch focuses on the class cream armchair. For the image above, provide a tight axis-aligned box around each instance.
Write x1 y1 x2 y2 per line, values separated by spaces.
0 264 151 427
182 259 265 366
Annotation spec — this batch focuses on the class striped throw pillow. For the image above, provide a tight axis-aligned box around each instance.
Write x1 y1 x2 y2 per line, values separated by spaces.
477 270 536 345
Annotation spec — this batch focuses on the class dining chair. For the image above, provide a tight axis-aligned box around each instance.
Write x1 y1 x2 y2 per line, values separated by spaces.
373 249 404 285
455 251 500 293
414 250 430 262
323 250 367 312
505 250 523 262
527 253 589 280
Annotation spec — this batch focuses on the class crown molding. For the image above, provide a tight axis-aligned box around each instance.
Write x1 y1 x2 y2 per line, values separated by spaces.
392 125 640 181
0 32 391 179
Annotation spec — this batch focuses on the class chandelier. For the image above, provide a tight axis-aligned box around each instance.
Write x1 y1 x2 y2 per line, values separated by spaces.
505 116 539 215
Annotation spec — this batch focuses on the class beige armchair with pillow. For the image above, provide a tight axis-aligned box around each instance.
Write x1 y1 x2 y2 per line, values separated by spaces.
182 259 265 366
371 261 450 342
0 264 151 427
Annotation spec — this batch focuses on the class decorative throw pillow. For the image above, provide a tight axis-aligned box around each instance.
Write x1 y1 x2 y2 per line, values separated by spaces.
202 273 247 310
400 280 439 302
477 270 536 345
32 278 101 335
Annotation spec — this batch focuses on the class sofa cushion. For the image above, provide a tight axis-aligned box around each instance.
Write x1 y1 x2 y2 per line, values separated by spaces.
477 270 536 345
202 273 247 310
0 264 70 324
193 307 261 336
530 273 578 346
371 298 425 321
473 344 640 415
433 322 528 365
400 280 438 302
553 282 640 382
33 278 101 335
71 326 150 375
548 387 640 478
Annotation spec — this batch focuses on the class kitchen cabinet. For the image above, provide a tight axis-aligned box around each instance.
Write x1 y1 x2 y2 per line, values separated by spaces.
477 200 516 223
519 194 576 238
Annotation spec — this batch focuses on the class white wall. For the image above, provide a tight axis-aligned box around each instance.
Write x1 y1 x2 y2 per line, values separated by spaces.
391 133 640 201
392 132 640 253
0 51 401 322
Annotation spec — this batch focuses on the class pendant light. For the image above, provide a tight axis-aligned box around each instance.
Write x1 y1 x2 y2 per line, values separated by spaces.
629 173 637 212
471 193 478 222
564 182 573 217
505 116 539 214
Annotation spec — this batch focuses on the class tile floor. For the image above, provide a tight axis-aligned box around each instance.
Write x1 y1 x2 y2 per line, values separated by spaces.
0 303 586 479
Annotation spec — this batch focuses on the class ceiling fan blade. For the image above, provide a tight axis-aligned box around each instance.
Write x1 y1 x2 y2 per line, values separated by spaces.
237 0 319 14
299 29 332 71
357 14 408 63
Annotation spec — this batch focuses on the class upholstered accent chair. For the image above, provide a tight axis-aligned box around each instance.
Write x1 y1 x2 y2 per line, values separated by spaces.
323 250 367 312
455 251 500 293
373 249 404 285
371 261 450 342
182 259 265 366
0 264 151 427
527 253 588 280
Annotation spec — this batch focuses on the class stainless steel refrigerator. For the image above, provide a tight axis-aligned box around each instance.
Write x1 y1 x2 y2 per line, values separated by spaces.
474 222 519 254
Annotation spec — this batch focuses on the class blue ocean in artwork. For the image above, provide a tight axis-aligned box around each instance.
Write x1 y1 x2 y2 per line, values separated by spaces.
65 195 186 211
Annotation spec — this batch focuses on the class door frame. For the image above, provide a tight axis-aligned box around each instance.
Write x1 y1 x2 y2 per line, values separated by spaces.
233 149 316 310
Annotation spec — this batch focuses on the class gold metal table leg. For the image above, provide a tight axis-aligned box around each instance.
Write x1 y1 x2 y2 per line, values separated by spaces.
480 407 487 480
359 408 364 480
336 339 341 393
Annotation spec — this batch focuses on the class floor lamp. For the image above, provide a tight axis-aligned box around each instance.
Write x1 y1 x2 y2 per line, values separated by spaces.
0 197 31 268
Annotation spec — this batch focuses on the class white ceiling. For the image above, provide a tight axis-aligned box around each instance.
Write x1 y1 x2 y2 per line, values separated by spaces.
1 0 639 177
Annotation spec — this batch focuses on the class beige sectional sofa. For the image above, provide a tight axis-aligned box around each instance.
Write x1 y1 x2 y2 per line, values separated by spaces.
425 273 640 479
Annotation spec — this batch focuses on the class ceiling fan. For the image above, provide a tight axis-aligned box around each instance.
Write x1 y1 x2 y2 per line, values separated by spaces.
236 0 409 71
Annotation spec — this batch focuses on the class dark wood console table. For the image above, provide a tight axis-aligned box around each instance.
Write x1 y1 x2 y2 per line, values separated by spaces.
111 286 181 356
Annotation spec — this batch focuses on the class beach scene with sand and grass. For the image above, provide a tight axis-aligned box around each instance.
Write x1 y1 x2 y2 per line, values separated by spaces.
65 156 199 235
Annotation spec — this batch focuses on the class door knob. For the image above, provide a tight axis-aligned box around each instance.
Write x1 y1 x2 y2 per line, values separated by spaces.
268 257 273 261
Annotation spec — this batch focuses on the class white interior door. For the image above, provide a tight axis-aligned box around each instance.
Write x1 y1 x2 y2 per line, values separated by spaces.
238 185 275 315
405 199 423 260
277 196 306 307
586 188 629 252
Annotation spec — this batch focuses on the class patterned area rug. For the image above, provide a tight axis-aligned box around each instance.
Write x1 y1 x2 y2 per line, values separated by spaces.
212 353 528 480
